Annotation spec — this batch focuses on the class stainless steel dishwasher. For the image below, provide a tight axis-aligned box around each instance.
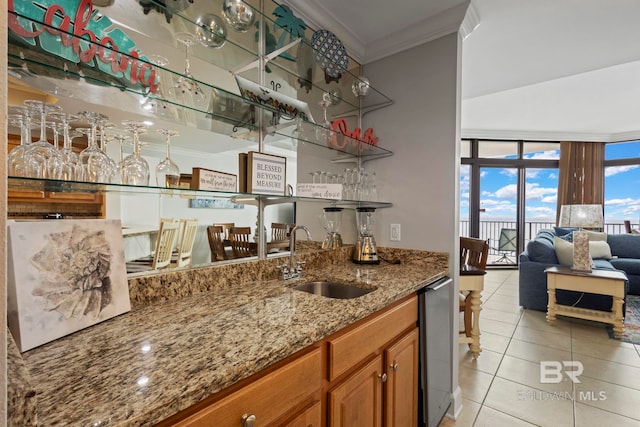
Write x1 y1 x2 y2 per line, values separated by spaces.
417 276 453 427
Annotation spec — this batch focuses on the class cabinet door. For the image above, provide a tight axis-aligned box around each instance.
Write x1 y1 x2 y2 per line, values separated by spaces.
329 356 384 427
384 328 419 427
173 349 321 427
282 401 321 427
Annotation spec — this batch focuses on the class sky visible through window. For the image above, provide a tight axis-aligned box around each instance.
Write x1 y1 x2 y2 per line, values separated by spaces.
460 142 640 225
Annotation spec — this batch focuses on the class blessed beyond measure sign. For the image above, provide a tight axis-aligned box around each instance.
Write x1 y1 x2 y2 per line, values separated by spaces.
248 152 286 195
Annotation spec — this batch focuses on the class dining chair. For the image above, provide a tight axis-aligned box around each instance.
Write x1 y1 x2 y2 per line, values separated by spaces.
126 219 180 273
207 225 229 262
459 236 489 346
269 222 294 251
229 226 253 258
624 220 632 233
213 223 235 241
173 219 198 267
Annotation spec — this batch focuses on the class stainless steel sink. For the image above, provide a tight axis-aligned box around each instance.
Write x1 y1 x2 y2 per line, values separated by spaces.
292 281 374 299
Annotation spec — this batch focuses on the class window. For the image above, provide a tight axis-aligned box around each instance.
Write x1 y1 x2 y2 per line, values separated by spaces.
604 141 640 231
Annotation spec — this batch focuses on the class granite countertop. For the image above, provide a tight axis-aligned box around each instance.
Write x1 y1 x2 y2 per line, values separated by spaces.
10 248 448 426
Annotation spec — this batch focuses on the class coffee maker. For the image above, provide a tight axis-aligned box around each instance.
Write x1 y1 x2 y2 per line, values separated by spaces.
320 207 343 249
353 207 380 264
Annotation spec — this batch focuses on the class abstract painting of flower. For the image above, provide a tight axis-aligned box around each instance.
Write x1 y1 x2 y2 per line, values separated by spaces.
7 219 130 352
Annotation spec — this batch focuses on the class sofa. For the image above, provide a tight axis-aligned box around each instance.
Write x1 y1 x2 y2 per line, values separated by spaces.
519 228 640 312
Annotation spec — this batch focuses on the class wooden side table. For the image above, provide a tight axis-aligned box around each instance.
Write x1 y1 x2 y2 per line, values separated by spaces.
545 266 627 337
460 265 486 359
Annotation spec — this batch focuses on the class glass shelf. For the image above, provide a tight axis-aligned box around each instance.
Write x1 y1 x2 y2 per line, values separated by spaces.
8 177 392 209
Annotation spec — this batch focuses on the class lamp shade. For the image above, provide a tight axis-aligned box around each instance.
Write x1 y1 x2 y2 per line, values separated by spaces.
558 204 604 229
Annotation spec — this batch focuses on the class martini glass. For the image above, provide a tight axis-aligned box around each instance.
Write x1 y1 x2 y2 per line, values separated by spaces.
141 55 174 117
155 129 180 187
121 120 150 186
23 100 61 178
174 32 207 106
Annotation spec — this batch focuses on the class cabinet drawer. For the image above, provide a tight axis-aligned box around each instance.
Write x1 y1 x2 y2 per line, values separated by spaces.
174 348 321 427
328 296 417 381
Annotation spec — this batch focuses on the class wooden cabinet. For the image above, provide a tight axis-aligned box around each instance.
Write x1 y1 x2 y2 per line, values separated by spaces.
328 355 384 427
327 296 419 427
384 328 419 427
161 295 419 427
169 348 321 427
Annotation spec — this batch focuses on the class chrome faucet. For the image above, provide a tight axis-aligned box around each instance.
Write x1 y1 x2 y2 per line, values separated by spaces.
280 225 312 280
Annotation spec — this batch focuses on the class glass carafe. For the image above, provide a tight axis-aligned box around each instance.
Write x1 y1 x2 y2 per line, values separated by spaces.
356 207 376 237
320 207 343 249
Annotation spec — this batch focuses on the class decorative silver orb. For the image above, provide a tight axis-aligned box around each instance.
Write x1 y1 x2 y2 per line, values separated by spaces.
222 0 255 33
195 14 227 48
351 76 370 98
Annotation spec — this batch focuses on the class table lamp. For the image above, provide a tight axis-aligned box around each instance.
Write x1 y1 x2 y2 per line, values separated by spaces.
558 204 604 271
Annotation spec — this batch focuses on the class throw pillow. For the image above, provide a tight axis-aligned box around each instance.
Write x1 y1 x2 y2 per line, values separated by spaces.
586 230 607 241
589 241 613 259
554 237 574 266
554 226 578 237
559 233 574 243
553 237 613 267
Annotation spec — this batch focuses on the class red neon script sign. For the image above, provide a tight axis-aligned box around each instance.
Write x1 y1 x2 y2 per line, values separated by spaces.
8 0 159 93
331 118 378 147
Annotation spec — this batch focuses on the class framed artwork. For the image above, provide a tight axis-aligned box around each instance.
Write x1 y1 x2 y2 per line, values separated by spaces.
189 198 244 209
7 219 130 352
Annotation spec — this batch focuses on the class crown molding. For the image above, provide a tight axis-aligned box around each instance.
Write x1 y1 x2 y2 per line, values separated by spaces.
460 2 480 40
363 2 470 64
281 0 366 63
282 1 469 65
460 127 640 143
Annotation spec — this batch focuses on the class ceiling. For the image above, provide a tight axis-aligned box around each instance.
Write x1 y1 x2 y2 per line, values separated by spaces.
291 0 640 142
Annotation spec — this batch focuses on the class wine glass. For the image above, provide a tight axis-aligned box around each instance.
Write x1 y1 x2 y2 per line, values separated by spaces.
97 119 119 182
45 120 65 180
23 100 61 179
174 32 207 106
155 129 180 187
51 112 81 181
121 120 150 186
106 133 131 184
78 111 112 183
315 95 332 143
7 107 41 177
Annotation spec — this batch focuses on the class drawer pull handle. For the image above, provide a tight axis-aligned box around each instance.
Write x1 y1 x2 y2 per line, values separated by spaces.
391 363 399 371
241 413 256 427
378 373 387 383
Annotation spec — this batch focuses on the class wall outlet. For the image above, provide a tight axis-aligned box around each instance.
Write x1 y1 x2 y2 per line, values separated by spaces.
390 224 401 241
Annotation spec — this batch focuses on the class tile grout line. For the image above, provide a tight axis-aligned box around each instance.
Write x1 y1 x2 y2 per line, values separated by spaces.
471 271 534 426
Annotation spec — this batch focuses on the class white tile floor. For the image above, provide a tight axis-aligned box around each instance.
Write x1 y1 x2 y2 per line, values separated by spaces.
441 269 640 427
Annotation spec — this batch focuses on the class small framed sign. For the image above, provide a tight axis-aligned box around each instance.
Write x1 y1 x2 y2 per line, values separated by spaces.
247 152 287 195
296 183 343 200
191 168 237 192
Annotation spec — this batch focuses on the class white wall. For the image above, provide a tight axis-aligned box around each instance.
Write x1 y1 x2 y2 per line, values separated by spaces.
362 33 463 418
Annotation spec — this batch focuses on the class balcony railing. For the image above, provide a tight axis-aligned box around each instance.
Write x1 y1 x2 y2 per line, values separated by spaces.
459 220 638 266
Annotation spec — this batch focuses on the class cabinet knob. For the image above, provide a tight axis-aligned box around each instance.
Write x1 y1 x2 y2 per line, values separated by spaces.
378 373 387 383
390 363 398 371
241 413 256 427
